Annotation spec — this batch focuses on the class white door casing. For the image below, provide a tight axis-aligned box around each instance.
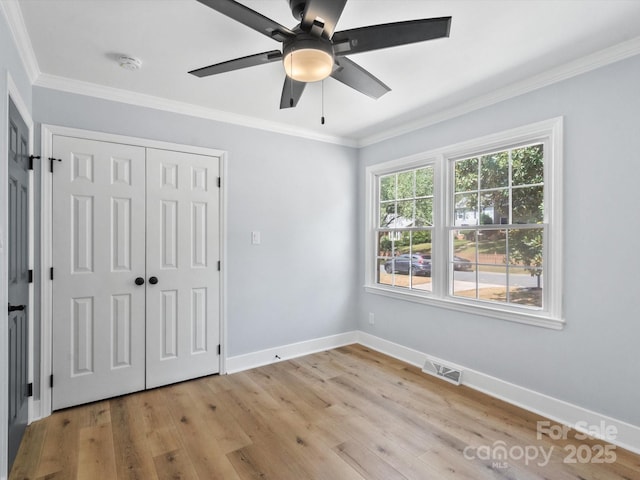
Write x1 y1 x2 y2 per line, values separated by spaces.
51 136 147 410
145 148 220 388
52 138 222 409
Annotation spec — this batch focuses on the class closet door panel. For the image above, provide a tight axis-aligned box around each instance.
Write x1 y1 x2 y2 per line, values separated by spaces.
52 136 146 410
145 148 220 388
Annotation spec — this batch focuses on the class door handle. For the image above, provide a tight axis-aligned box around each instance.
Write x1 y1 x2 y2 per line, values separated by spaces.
148 276 159 285
8 304 26 313
134 277 145 286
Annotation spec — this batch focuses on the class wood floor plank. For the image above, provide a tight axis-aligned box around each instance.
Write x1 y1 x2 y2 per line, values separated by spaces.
190 379 253 454
152 449 199 480
334 440 409 480
163 382 241 480
138 388 181 457
10 344 640 480
33 407 82 478
110 394 159 480
8 420 47 479
76 424 117 479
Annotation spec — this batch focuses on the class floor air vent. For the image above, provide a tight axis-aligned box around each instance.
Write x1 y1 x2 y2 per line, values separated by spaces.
422 359 462 385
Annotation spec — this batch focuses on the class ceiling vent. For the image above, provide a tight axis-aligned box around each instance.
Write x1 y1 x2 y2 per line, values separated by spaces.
422 359 463 385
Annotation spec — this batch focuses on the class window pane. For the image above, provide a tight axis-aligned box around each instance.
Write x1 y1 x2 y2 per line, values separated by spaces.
512 144 543 186
507 228 543 268
397 171 414 199
477 229 506 266
415 198 433 226
480 190 509 225
377 258 393 286
377 231 394 257
478 267 508 303
508 267 543 308
395 200 414 226
454 193 478 226
454 228 477 259
453 268 477 298
380 174 396 201
413 230 432 252
455 157 478 192
512 186 543 224
415 167 434 197
379 201 396 227
411 258 433 292
480 151 509 189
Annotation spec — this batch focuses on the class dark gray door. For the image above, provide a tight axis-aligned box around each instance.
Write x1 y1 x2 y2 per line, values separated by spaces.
7 97 29 469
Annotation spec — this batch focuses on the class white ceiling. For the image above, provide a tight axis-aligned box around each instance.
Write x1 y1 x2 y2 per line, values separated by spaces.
12 0 640 145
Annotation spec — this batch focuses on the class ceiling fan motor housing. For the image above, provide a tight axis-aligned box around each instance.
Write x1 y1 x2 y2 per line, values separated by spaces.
289 0 307 20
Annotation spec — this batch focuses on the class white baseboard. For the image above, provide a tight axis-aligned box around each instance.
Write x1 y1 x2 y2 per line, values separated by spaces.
356 331 640 455
224 330 640 454
225 331 359 374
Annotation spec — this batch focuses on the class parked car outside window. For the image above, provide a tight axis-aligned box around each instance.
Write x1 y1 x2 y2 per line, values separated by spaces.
384 254 432 277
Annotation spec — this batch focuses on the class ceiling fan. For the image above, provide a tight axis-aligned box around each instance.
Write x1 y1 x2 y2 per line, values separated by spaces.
189 0 451 109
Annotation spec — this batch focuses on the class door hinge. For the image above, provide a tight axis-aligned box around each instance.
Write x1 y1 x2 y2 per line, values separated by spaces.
217 177 221 188
27 383 33 397
50 267 54 280
49 157 61 173
217 344 221 355
28 269 33 283
217 261 221 271
28 154 40 171
50 375 54 388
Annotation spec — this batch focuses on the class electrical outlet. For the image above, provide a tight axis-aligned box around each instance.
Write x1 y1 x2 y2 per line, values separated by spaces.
251 231 261 245
368 312 375 325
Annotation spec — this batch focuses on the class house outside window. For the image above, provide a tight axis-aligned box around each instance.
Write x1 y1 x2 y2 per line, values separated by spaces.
365 118 563 329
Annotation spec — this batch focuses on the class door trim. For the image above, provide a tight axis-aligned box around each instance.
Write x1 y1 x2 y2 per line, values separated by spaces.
39 124 228 420
3 72 34 478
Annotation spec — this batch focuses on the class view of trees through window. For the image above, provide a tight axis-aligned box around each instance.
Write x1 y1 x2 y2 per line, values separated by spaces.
375 143 545 309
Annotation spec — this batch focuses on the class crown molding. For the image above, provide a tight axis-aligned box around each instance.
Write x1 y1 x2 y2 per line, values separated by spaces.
0 0 40 83
5 0 639 149
33 73 358 147
359 36 640 147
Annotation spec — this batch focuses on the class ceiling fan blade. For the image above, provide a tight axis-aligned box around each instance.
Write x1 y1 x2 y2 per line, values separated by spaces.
189 50 283 77
300 0 347 38
331 57 390 99
196 0 295 42
280 76 306 109
332 17 452 56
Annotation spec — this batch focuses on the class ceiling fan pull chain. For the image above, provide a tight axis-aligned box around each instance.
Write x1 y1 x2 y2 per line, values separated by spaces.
321 79 326 125
290 50 294 107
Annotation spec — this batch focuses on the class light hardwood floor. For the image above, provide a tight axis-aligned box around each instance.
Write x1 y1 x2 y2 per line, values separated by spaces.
10 344 640 479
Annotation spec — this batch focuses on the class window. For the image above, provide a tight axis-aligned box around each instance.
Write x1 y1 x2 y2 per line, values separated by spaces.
451 144 544 308
377 166 434 292
365 118 563 329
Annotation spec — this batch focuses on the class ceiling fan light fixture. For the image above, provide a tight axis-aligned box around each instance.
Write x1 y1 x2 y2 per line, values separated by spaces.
283 48 333 82
283 35 334 82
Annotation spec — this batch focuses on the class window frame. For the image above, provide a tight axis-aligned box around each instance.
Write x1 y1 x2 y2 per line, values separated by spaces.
364 118 564 329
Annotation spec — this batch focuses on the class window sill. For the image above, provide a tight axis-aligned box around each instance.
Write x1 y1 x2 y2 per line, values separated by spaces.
363 284 565 330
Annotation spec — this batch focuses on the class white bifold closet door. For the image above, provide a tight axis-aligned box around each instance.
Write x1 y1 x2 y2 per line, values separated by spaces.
52 136 220 410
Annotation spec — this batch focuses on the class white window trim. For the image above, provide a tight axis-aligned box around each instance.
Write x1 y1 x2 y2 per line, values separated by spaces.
364 117 564 330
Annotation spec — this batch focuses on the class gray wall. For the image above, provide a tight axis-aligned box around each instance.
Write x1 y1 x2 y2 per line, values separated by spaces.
358 54 640 426
32 87 359 358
